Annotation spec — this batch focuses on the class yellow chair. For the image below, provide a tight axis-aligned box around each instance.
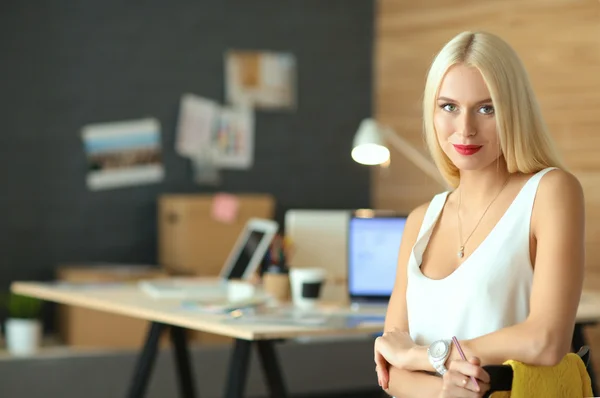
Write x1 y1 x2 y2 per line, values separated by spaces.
482 346 593 398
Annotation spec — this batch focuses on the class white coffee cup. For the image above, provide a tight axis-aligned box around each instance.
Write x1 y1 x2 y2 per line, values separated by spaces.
289 268 326 309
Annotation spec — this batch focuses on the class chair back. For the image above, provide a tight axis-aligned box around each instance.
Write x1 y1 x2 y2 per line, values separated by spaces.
481 346 591 398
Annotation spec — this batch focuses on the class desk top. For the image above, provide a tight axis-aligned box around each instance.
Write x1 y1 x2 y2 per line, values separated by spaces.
10 281 385 341
574 290 600 323
11 281 600 340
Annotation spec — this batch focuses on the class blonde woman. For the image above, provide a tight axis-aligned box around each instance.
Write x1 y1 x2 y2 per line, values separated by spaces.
373 31 585 398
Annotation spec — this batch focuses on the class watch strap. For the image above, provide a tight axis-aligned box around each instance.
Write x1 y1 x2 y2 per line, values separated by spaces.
428 339 451 376
433 360 448 375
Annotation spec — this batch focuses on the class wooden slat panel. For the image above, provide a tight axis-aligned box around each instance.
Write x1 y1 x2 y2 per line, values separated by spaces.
375 0 600 367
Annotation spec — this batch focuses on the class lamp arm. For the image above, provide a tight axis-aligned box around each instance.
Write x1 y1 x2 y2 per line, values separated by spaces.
381 127 449 188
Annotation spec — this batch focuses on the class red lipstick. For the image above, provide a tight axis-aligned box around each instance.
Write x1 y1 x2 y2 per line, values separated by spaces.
453 145 482 156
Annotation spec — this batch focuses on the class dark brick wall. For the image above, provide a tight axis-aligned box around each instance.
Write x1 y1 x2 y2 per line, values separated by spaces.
0 1 374 288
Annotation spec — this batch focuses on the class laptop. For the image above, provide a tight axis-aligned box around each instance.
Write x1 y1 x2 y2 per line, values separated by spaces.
284 209 350 272
139 218 279 299
284 209 351 302
347 210 407 307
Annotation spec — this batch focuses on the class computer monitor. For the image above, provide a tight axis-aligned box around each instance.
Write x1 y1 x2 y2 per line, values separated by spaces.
347 211 407 303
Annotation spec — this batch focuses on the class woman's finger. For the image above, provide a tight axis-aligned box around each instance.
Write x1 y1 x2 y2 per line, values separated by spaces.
441 371 482 398
375 366 385 389
442 369 482 394
449 369 477 391
373 338 389 389
440 384 481 398
375 359 389 389
476 381 491 396
374 349 387 371
373 339 390 379
376 364 390 390
448 359 490 384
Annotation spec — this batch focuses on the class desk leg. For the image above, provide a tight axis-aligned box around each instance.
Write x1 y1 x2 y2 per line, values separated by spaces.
127 322 165 398
170 326 197 398
225 339 252 398
572 322 598 395
256 340 289 398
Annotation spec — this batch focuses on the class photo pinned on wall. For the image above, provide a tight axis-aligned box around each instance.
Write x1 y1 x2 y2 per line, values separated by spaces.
225 50 297 111
176 94 222 185
175 93 255 185
213 104 254 170
176 94 219 158
81 118 164 190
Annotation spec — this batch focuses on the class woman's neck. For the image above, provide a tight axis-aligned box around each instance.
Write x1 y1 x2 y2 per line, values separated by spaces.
455 160 512 209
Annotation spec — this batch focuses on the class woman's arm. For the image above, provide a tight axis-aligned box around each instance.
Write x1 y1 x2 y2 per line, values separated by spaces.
380 202 441 394
382 202 429 332
406 170 585 370
384 366 442 398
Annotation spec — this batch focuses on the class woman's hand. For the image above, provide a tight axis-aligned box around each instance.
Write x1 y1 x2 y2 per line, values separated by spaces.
439 357 490 398
374 329 417 389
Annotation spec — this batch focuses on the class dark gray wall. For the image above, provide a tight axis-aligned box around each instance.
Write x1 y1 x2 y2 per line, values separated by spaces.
0 1 374 289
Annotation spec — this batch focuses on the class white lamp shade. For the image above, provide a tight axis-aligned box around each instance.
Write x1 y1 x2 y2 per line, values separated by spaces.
351 118 390 165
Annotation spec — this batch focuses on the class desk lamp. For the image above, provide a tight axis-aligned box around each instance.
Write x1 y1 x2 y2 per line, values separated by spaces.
351 118 448 188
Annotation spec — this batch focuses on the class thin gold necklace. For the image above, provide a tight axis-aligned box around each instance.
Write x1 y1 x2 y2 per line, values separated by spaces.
457 177 510 259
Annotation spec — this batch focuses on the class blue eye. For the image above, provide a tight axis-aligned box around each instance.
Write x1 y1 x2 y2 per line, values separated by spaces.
479 105 495 115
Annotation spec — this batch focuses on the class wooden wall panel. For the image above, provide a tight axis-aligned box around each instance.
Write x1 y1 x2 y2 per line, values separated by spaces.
374 0 600 366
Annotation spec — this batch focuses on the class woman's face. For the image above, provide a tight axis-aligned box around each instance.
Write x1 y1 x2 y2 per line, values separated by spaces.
434 63 501 172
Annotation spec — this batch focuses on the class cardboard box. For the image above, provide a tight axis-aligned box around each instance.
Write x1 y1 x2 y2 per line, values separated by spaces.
158 193 276 276
158 193 275 345
56 264 167 348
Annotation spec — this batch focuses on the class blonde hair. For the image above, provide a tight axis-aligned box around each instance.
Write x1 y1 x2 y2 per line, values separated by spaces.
423 31 564 188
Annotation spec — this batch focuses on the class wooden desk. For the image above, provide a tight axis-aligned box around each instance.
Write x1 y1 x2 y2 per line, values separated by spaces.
575 290 600 324
11 281 385 398
11 282 600 398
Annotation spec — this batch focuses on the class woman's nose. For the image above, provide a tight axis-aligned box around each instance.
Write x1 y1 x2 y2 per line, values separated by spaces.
456 113 476 137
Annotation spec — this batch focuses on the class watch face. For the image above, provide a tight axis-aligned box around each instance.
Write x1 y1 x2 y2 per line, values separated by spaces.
431 341 448 359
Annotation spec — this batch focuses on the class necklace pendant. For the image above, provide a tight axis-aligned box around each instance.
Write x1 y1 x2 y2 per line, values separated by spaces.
458 246 464 259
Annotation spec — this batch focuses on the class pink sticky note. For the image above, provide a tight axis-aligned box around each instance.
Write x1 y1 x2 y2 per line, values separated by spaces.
211 193 240 224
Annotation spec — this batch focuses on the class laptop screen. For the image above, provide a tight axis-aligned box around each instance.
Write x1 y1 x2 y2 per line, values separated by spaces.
348 215 406 300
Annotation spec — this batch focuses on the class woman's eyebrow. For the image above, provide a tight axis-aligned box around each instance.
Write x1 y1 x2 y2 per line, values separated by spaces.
436 96 493 104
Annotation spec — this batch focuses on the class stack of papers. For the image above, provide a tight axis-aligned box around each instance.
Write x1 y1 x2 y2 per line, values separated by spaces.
221 307 386 328
180 296 269 314
138 279 227 299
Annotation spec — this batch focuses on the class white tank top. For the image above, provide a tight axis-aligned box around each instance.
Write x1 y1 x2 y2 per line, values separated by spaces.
406 167 557 346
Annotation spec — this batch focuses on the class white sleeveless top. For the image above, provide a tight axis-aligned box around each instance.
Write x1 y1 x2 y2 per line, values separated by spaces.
406 167 557 346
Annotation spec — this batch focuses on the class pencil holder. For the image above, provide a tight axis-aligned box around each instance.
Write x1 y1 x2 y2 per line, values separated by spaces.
262 264 290 303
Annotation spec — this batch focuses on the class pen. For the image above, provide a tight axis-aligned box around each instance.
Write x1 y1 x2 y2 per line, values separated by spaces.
451 336 479 390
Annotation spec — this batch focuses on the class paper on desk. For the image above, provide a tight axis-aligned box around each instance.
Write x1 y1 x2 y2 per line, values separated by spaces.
52 281 131 290
222 311 331 327
221 308 386 328
180 296 268 314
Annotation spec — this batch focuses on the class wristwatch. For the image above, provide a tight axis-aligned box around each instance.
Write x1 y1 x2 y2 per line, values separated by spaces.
427 339 451 375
